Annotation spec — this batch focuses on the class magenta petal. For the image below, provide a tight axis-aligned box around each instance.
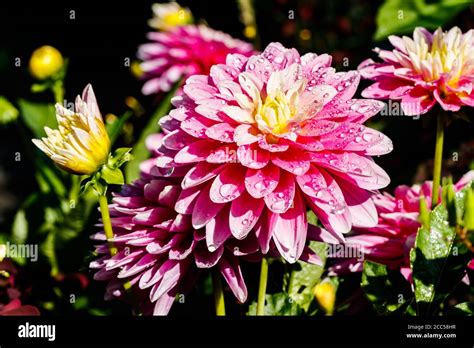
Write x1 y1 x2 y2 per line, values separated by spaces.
181 115 216 138
153 291 176 315
206 205 232 251
299 246 323 266
210 164 246 203
254 209 272 254
264 170 296 213
194 243 224 268
307 223 344 244
175 186 201 214
218 257 248 303
269 190 307 263
230 191 264 239
192 183 225 229
237 143 270 169
182 162 225 189
234 124 261 146
271 151 310 176
245 164 280 199
310 152 390 190
205 123 235 143
174 140 218 164
149 260 181 302
400 86 435 115
162 129 194 150
336 177 378 228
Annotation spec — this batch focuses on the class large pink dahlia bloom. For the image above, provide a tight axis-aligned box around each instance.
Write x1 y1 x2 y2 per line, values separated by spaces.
138 25 254 95
90 174 259 315
157 42 393 264
359 27 474 115
330 171 474 277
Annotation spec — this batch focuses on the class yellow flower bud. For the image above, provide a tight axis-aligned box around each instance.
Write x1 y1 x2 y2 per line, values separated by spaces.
148 2 193 31
313 281 336 315
29 46 64 80
32 84 111 175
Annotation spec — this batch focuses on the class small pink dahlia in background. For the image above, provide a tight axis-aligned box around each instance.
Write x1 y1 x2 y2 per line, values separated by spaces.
138 24 254 95
330 170 474 278
359 27 474 115
157 42 393 264
90 174 259 315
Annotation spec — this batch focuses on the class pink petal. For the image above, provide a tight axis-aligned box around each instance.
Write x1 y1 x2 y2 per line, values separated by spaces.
230 191 265 239
269 190 307 263
271 151 311 176
175 140 218 164
181 162 226 189
205 123 236 143
206 205 232 251
264 170 296 213
244 164 280 199
237 143 270 169
218 257 248 303
234 124 261 146
194 243 224 268
192 183 225 229
210 164 246 203
335 177 378 228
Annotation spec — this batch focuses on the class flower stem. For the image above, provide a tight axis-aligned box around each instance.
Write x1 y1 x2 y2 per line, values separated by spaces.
52 80 64 105
98 194 118 256
212 270 226 316
431 114 445 209
256 257 269 316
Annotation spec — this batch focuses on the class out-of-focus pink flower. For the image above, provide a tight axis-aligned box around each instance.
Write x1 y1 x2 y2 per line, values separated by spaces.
137 25 254 95
359 27 474 115
330 171 474 277
155 42 392 264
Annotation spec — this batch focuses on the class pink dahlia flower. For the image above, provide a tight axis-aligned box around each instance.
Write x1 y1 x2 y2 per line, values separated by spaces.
330 170 474 277
90 174 260 315
156 42 393 264
138 25 254 95
359 27 474 115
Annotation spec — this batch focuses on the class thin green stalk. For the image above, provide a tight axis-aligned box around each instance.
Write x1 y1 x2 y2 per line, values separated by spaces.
212 270 226 316
52 80 64 105
256 257 269 316
98 194 118 256
431 114 445 209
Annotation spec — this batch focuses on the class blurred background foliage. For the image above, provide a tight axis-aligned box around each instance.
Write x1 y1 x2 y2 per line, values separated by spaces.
0 0 473 316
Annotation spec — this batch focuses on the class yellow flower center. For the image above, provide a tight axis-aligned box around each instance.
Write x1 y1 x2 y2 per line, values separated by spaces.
258 92 297 135
162 10 191 28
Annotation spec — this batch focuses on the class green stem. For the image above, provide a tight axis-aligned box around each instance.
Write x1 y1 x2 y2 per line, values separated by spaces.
256 257 269 316
98 194 118 256
431 114 445 209
212 270 226 316
51 80 64 105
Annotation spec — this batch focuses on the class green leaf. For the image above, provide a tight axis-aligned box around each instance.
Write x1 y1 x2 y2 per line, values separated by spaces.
125 84 179 182
247 293 303 316
17 99 56 138
101 166 125 185
12 209 28 244
410 201 471 315
0 96 19 124
374 0 470 41
287 241 327 311
446 302 474 315
361 260 413 315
